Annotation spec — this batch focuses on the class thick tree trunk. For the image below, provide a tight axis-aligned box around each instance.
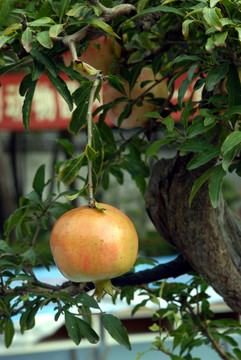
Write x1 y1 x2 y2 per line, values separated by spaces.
145 154 241 314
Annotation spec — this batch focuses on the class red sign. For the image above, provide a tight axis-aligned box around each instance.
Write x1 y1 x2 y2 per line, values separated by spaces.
0 73 81 131
0 72 202 131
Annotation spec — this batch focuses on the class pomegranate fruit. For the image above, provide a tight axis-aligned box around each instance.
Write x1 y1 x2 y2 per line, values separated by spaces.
103 67 169 129
63 36 121 76
50 203 138 298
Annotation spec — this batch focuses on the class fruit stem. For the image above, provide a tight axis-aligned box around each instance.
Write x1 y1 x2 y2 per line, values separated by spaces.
87 73 103 208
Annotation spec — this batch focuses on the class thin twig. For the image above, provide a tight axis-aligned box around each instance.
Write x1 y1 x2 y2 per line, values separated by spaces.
87 73 103 208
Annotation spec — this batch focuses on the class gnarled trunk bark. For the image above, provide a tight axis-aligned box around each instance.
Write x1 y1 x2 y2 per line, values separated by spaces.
145 154 241 314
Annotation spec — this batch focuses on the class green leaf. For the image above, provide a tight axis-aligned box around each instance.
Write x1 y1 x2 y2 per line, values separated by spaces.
189 167 215 206
129 5 185 21
78 319 99 344
22 248 36 266
75 293 100 309
178 78 190 106
32 164 46 197
0 0 14 26
4 318 14 348
59 0 71 22
22 80 37 133
56 138 74 156
209 165 226 208
28 17 55 27
36 30 53 49
222 144 240 171
46 70 73 111
221 131 241 155
58 153 86 185
129 63 143 92
187 146 220 170
30 49 58 78
203 7 222 31
162 115 174 133
0 58 30 77
21 27 32 53
233 348 241 360
106 75 126 95
69 82 93 135
145 139 173 160
205 64 229 92
85 144 99 161
213 31 228 47
102 314 131 350
49 24 64 37
171 54 202 65
81 18 120 38
182 19 195 38
178 140 213 154
64 311 81 345
19 73 33 96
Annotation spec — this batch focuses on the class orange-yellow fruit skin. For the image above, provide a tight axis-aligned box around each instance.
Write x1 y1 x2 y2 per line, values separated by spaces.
63 36 121 76
103 67 169 129
50 204 138 283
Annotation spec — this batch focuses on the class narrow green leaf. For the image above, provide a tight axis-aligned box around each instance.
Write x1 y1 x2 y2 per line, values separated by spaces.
129 5 185 21
81 18 120 38
69 82 93 135
226 65 241 107
210 0 220 7
209 165 226 208
102 314 131 350
203 7 222 31
178 78 190 106
58 153 85 185
178 139 214 153
0 0 14 26
129 63 143 92
222 144 240 171
182 19 195 38
78 319 99 344
28 17 55 27
187 146 220 170
221 131 241 155
233 348 241 360
4 318 14 348
205 64 229 92
49 24 64 37
19 73 33 96
56 138 74 156
22 80 37 133
46 70 73 111
64 311 81 345
30 49 58 78
0 58 30 77
32 164 46 197
85 144 99 161
22 248 36 266
106 75 126 95
189 167 214 207
36 30 53 49
213 31 228 47
146 139 173 160
21 27 32 53
162 115 174 133
59 0 71 22
75 293 100 309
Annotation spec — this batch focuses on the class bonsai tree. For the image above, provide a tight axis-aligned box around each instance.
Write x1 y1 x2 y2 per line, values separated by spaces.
0 1 241 359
